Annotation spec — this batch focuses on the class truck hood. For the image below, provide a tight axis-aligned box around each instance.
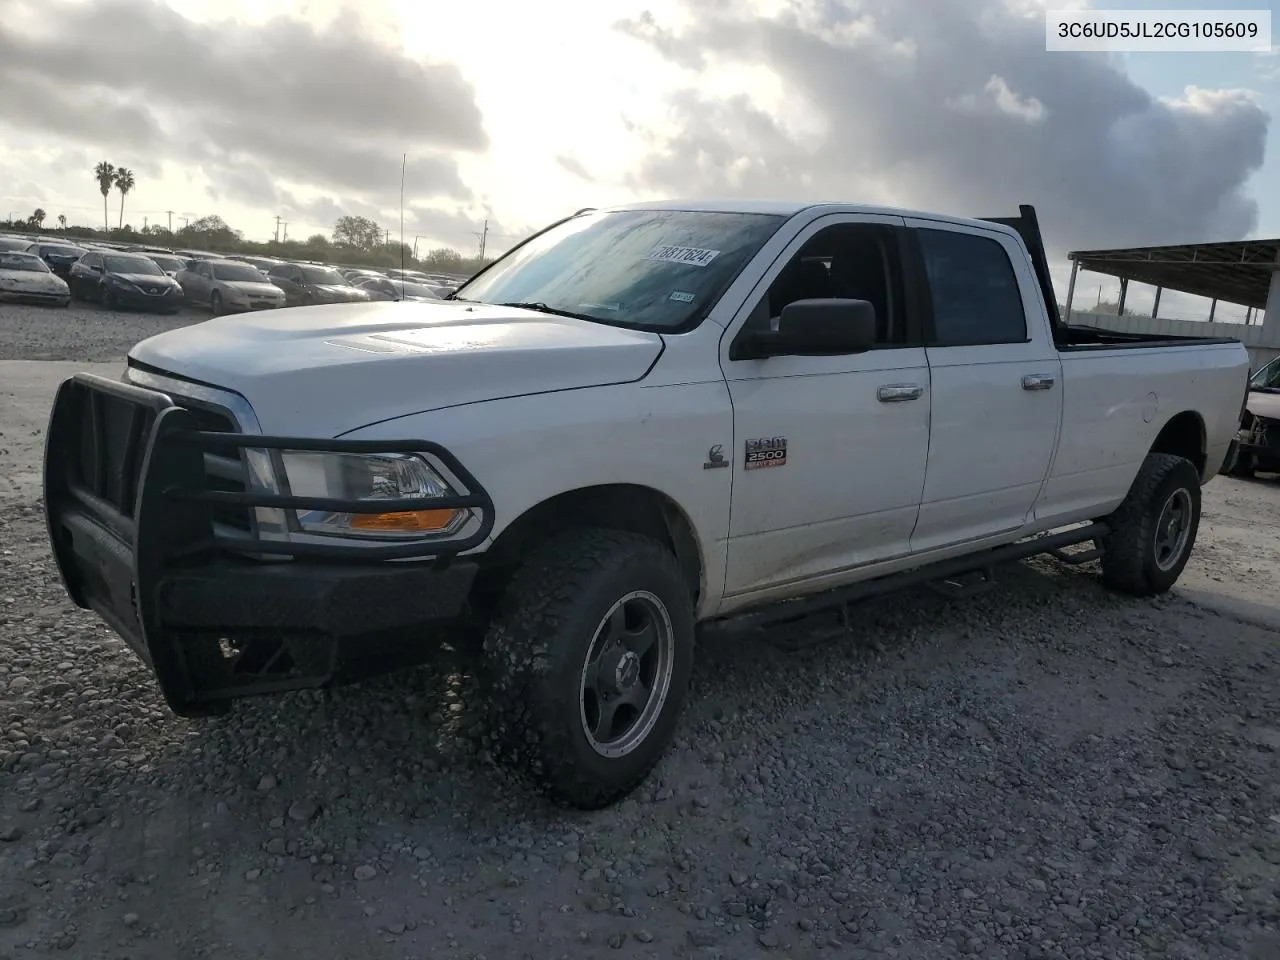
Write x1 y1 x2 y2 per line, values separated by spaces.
128 299 665 436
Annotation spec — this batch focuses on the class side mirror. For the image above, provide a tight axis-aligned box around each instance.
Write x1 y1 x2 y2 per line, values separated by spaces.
732 298 877 360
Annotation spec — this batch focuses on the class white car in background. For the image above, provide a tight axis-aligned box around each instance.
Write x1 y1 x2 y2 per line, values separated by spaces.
0 251 71 307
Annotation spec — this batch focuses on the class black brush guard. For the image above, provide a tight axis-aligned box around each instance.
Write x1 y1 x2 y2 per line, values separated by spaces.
43 373 495 717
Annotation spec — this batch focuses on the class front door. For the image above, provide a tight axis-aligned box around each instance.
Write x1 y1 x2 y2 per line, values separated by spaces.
904 219 1063 553
720 214 932 601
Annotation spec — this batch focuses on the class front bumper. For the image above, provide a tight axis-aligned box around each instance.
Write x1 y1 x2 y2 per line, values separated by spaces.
108 283 184 311
0 288 68 306
43 373 495 716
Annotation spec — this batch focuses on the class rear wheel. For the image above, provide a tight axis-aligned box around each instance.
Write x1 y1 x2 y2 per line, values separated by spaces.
481 528 695 809
210 291 223 316
103 286 118 310
1101 452 1202 596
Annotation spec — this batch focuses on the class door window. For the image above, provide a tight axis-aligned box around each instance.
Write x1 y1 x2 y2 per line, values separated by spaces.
742 223 907 346
917 228 1028 346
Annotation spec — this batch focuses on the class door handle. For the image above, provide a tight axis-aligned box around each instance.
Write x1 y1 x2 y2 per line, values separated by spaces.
1021 374 1056 391
877 383 924 403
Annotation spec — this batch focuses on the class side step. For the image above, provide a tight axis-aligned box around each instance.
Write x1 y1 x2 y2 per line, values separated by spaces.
706 521 1110 643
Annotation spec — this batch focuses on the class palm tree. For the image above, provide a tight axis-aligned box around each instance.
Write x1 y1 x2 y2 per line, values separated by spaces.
57 214 67 230
114 168 135 230
30 209 46 228
94 161 115 232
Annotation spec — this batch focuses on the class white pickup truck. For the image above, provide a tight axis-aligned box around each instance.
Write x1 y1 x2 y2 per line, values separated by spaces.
43 201 1250 809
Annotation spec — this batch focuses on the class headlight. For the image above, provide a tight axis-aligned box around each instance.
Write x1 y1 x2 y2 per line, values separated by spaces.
279 451 463 538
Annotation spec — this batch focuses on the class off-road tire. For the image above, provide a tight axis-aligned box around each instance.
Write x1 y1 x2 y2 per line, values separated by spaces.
480 528 695 810
1101 452 1201 596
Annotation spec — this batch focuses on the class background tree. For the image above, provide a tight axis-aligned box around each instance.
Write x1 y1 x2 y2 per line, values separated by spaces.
57 214 67 230
332 215 383 250
114 168 135 229
94 161 115 232
29 208 46 228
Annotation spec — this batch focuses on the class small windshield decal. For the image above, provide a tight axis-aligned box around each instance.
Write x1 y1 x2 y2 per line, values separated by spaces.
580 302 620 312
645 245 721 267
669 290 695 303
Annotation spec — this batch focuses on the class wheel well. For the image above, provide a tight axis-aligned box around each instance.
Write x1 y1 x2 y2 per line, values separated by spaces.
1150 411 1206 477
474 484 704 606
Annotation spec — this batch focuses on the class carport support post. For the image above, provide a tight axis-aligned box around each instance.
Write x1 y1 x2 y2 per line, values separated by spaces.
1151 286 1162 319
1117 277 1128 317
1063 258 1079 323
1264 249 1280 338
1209 299 1217 323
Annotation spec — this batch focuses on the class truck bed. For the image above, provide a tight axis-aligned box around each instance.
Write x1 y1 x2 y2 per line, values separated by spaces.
1054 323 1240 352
981 206 1242 355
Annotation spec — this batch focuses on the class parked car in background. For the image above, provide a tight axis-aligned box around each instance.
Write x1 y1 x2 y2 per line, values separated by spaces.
1222 354 1280 477
355 276 443 301
177 258 287 315
174 249 222 262
0 251 71 307
339 267 387 285
226 255 282 274
67 250 184 313
265 261 371 307
25 241 87 280
0 236 32 251
146 253 187 278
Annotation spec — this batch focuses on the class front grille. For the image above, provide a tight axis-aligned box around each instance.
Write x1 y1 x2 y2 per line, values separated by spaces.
177 402 254 533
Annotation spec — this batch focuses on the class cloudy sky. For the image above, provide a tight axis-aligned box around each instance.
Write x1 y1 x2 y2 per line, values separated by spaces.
1 0 1276 319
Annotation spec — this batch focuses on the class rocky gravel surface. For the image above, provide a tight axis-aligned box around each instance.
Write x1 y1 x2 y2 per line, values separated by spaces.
0 301 202 361
2 341 1280 959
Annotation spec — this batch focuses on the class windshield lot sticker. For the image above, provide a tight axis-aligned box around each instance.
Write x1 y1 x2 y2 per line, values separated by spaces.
646 245 721 267
744 436 787 470
669 290 695 303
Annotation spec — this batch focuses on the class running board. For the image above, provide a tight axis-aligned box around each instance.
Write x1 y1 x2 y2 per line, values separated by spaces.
707 522 1110 639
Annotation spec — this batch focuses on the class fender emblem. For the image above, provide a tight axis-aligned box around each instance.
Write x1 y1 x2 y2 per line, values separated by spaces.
703 444 729 469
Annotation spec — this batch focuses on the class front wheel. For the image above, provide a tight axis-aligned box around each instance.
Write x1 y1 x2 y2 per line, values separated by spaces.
481 528 695 809
1101 452 1202 596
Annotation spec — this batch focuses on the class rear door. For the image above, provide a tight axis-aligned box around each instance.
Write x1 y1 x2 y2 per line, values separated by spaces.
903 219 1063 553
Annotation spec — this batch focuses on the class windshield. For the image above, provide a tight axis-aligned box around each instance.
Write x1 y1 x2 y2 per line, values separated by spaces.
105 255 164 276
0 253 49 272
455 209 786 330
42 245 84 258
298 265 346 284
0 238 29 251
148 255 183 271
213 262 269 282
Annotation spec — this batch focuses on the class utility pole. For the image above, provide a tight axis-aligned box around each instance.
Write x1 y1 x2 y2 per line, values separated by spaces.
166 210 174 232
473 219 488 261
143 215 148 231
274 215 283 244
384 228 391 247
281 222 289 242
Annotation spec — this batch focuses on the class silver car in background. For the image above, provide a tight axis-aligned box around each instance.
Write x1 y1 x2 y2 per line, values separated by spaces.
176 258 287 315
0 251 71 307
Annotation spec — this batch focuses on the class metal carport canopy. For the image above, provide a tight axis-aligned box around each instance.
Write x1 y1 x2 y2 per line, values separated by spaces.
1067 239 1280 310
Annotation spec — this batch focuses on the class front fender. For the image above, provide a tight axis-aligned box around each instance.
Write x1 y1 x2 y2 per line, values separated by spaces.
339 381 735 613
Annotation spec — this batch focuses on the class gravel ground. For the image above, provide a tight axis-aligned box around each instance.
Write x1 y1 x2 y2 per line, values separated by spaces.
0 300 203 361
2 321 1280 959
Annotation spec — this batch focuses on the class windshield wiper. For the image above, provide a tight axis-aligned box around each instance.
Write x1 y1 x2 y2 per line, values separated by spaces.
496 301 600 322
